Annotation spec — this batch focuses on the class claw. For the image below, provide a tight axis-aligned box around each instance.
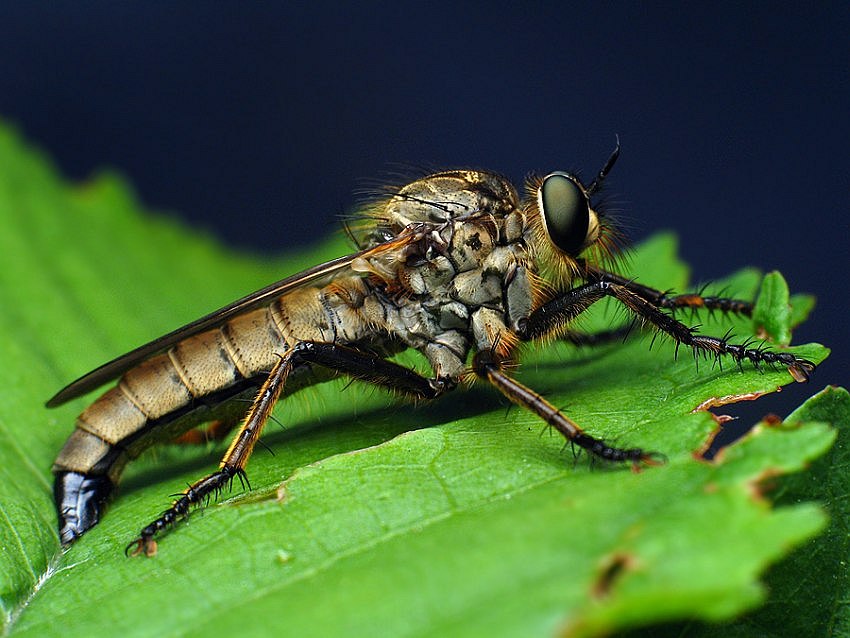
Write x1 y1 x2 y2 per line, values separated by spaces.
635 451 667 471
789 359 816 383
125 536 157 557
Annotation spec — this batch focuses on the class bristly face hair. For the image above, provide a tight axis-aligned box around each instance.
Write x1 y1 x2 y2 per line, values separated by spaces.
523 171 627 289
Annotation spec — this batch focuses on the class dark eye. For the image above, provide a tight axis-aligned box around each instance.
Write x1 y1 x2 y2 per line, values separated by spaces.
538 172 589 256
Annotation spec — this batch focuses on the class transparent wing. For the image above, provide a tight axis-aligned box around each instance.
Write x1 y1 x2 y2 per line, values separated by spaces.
46 233 416 407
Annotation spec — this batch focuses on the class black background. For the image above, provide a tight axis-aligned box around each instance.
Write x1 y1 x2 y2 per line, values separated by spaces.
1 3 847 421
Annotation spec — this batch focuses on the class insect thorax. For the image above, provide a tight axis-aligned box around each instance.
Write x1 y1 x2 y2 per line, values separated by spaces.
353 170 539 383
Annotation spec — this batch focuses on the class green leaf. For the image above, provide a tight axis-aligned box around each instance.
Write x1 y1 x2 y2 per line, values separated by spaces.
753 271 792 345
767 386 850 635
0 122 843 637
620 386 850 638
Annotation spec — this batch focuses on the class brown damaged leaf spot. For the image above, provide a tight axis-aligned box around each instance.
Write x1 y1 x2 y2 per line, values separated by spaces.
742 416 807 500
746 467 785 502
692 437 719 462
691 390 773 414
691 389 778 460
693 421 738 462
276 483 289 503
591 552 639 600
698 413 796 463
761 414 783 427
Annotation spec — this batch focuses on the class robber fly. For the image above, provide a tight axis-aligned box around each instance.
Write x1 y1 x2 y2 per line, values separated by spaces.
48 144 814 555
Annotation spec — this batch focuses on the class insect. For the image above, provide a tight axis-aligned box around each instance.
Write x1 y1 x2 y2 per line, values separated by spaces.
48 144 815 556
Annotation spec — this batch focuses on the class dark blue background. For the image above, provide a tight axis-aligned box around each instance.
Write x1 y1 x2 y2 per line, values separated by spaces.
1 3 847 421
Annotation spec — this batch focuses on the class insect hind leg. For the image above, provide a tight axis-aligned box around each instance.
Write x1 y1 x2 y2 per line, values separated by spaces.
127 341 447 556
127 352 291 556
125 465 247 556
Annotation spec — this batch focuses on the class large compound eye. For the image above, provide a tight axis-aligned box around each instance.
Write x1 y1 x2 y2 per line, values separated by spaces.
538 172 590 256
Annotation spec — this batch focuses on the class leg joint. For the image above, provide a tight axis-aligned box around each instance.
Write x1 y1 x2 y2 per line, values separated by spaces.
471 350 505 377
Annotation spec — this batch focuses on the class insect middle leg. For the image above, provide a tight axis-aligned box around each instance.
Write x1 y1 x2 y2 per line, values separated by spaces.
127 341 447 556
472 350 662 465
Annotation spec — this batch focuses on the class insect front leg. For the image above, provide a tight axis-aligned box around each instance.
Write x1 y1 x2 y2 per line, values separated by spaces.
127 341 447 556
583 265 754 316
516 280 815 382
471 350 662 466
553 268 757 348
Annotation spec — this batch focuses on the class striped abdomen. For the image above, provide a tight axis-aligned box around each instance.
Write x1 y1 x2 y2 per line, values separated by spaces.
53 279 375 544
53 304 286 482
